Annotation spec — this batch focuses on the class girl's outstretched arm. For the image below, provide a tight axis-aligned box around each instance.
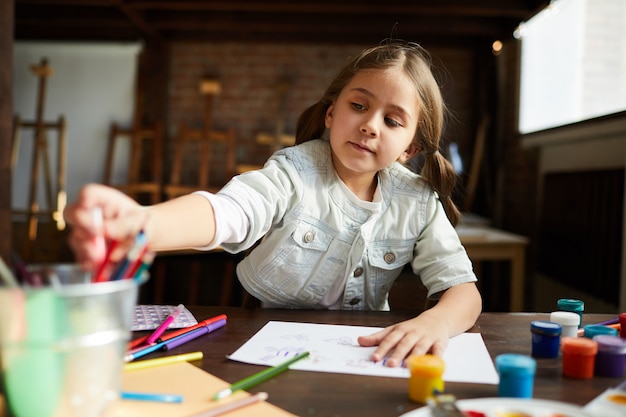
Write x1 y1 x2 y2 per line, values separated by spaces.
357 282 482 367
64 183 217 270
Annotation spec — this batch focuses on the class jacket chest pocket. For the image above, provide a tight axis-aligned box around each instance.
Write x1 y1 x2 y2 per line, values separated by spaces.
291 221 333 253
368 241 415 300
369 242 413 271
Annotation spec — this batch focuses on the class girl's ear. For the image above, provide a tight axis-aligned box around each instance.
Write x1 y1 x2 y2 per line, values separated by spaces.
324 103 335 128
397 143 419 163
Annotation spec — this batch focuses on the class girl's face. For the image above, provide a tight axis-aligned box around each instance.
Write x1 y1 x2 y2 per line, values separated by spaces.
325 66 420 185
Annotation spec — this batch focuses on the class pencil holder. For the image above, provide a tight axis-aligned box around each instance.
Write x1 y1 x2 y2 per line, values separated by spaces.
0 264 144 417
530 320 562 358
561 337 597 379
495 354 536 398
549 311 580 338
407 354 445 403
593 335 626 378
557 298 584 328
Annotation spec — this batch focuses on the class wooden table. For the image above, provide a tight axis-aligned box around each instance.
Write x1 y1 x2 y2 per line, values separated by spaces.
457 225 529 312
131 307 619 417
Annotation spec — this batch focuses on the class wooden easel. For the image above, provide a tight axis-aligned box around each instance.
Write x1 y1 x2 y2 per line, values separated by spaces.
164 78 236 198
255 77 295 152
104 53 164 205
11 58 68 254
238 77 295 174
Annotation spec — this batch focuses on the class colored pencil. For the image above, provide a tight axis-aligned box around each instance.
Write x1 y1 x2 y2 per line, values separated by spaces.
123 351 203 372
127 334 151 350
132 250 155 282
193 392 268 417
110 231 147 281
212 351 310 400
93 239 119 283
91 207 107 277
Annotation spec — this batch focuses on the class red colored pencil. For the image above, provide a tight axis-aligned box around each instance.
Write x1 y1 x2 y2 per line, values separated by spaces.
93 240 119 283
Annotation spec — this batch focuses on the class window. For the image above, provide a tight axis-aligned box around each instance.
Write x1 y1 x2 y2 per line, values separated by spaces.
518 0 626 134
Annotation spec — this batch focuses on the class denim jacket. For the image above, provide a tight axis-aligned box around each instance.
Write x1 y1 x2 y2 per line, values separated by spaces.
215 139 476 310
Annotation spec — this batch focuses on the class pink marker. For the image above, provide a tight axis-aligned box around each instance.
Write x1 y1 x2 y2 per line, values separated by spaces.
146 304 184 345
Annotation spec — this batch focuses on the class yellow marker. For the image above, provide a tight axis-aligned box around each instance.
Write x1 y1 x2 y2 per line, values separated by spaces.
123 351 203 372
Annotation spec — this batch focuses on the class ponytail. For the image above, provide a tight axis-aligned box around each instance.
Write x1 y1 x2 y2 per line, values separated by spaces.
421 150 461 226
296 101 330 145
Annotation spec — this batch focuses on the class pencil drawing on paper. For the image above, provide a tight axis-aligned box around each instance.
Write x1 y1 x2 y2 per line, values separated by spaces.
227 321 500 383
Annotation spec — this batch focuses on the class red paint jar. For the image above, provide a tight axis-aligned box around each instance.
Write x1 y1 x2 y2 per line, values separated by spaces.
561 337 598 379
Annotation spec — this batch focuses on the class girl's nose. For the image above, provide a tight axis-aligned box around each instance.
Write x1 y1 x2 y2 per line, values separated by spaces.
360 117 379 137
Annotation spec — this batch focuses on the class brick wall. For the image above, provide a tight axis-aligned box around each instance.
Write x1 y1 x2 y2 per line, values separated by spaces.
165 41 476 188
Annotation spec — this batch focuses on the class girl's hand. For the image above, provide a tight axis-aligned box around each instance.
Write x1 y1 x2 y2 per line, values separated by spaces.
63 183 148 270
357 283 481 367
357 310 450 367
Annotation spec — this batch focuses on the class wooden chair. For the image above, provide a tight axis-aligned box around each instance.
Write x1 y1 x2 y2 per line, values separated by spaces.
163 124 236 198
103 121 164 204
148 79 240 307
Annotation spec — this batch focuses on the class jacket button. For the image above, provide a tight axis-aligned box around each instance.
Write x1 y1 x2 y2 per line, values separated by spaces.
349 297 361 305
353 267 363 277
303 231 314 243
383 252 395 264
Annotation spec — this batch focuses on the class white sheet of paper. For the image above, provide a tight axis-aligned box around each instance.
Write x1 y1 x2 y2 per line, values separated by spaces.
227 321 499 384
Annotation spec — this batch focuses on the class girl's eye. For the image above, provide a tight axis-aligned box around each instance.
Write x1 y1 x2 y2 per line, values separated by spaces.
385 117 402 128
351 102 366 111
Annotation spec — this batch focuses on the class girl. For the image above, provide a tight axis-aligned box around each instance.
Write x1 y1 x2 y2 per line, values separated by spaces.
64 40 482 367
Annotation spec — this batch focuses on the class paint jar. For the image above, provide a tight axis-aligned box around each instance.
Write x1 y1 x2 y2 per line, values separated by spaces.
530 320 562 358
495 354 536 398
583 324 618 339
557 298 584 328
593 335 626 378
561 337 598 379
549 311 580 338
619 313 626 339
407 354 445 403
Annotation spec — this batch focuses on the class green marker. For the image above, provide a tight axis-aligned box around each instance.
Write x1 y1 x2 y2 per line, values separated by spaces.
213 351 310 400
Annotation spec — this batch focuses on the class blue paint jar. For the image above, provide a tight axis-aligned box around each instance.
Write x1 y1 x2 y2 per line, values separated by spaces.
495 354 536 398
557 298 584 328
531 320 562 358
583 324 618 339
593 335 626 378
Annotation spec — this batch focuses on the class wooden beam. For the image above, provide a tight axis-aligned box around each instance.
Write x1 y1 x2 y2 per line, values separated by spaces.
108 0 163 44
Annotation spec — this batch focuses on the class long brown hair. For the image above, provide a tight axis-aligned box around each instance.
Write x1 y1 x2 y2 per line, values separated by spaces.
296 40 460 225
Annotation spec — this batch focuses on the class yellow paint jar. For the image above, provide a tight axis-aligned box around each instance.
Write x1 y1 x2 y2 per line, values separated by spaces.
407 354 445 403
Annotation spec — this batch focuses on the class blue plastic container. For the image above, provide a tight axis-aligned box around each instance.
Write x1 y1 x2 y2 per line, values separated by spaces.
583 324 618 339
531 320 562 358
495 354 537 398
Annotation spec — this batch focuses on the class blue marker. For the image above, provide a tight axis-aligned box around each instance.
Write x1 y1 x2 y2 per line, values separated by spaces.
120 391 183 403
